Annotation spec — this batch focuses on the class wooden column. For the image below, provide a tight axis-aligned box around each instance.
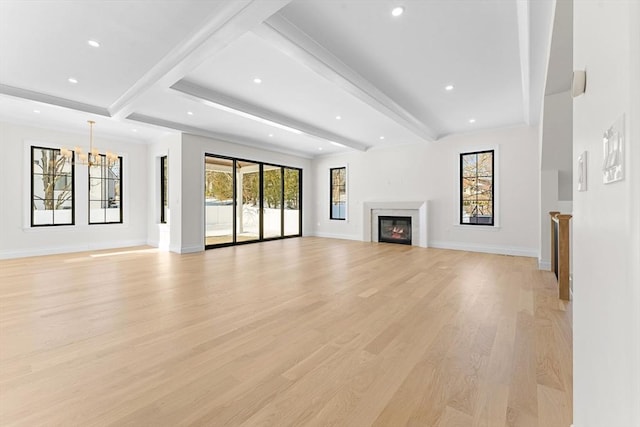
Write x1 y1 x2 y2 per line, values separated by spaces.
549 211 560 275
550 212 572 301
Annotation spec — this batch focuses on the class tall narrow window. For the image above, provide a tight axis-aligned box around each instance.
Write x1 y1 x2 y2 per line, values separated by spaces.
160 156 168 224
89 155 122 224
460 150 494 225
330 167 346 220
31 146 74 226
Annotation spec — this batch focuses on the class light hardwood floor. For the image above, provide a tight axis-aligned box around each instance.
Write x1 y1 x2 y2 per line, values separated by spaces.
0 237 572 426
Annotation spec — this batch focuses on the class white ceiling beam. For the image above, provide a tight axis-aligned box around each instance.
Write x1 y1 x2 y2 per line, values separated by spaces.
0 84 110 116
126 113 313 159
171 80 369 152
253 14 438 142
516 0 531 125
109 0 294 120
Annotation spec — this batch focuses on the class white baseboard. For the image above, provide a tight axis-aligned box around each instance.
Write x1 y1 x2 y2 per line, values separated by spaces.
539 259 551 270
146 239 170 251
308 232 362 241
178 245 203 254
428 240 538 258
168 244 203 254
0 239 148 260
308 234 537 258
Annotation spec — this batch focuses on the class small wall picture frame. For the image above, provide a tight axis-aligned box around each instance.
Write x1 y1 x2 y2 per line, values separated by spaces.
602 114 625 184
577 151 588 191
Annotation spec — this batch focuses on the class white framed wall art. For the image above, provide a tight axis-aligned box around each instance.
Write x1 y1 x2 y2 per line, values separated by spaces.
602 114 625 184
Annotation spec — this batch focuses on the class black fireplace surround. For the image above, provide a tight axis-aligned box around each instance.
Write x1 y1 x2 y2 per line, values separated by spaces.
378 216 412 245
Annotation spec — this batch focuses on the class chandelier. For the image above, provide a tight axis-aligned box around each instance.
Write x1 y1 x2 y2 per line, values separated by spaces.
60 120 118 166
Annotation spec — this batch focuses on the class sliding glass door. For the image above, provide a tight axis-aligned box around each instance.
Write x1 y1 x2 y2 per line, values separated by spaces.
204 157 234 246
204 155 302 248
263 165 282 239
236 161 260 243
284 168 301 236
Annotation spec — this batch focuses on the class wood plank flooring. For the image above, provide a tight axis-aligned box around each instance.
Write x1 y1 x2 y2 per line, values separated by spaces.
0 237 572 426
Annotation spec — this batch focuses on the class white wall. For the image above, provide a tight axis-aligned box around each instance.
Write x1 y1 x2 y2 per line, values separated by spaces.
176 134 313 253
0 121 149 258
539 90 574 269
146 133 180 250
311 125 539 257
541 90 573 200
573 0 640 425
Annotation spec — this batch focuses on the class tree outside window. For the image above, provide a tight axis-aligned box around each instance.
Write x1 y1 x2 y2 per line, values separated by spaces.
89 155 122 224
330 167 346 220
460 150 494 225
161 156 168 223
31 146 74 226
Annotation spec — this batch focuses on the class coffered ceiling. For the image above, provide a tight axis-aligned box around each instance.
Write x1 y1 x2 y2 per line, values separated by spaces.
0 0 559 158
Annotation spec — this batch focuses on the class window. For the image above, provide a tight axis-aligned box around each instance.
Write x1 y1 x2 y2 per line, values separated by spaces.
31 146 74 226
460 150 494 225
330 167 346 220
89 155 122 224
160 156 168 223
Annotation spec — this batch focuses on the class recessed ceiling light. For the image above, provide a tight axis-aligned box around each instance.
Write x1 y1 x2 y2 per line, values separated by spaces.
268 133 274 137
68 77 78 84
335 115 341 120
87 40 100 48
33 109 40 114
253 78 262 84
132 129 138 133
187 111 194 115
318 147 323 151
379 136 385 140
445 85 454 91
391 6 404 17
469 118 476 123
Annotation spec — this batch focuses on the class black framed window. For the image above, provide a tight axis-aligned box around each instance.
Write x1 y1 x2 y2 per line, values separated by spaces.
31 146 74 226
89 155 122 224
160 156 168 224
460 150 494 225
330 167 346 220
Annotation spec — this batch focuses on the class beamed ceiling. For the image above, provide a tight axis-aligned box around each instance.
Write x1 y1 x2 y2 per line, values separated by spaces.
0 0 563 158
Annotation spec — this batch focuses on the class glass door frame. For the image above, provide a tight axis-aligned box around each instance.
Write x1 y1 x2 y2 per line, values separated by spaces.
204 153 302 249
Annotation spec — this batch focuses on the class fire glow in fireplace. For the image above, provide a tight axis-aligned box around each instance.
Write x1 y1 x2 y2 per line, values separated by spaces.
378 216 412 245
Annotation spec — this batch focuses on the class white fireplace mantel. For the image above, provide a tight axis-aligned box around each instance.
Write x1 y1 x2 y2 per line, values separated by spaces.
362 201 428 248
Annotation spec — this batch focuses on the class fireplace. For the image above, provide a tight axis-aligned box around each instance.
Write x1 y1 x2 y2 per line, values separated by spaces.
363 201 427 247
378 216 412 245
